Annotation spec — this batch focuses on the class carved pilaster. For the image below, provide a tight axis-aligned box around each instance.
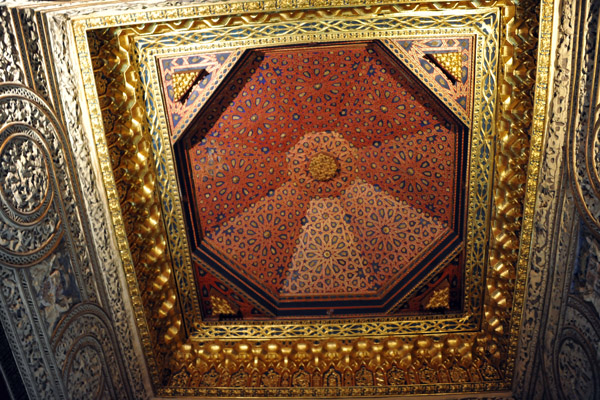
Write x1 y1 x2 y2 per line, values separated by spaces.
0 2 150 399
516 0 600 398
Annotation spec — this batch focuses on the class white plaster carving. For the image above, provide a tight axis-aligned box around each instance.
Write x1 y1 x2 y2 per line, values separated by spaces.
0 86 63 266
0 267 59 399
0 6 23 84
51 302 131 399
516 1 600 399
0 136 48 213
570 0 600 236
513 0 578 393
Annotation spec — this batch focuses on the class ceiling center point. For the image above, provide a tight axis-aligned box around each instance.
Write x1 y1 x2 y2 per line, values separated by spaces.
308 152 339 182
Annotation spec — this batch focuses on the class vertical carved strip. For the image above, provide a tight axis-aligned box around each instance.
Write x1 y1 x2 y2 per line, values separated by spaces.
0 6 24 84
0 267 62 399
513 0 577 393
45 10 149 398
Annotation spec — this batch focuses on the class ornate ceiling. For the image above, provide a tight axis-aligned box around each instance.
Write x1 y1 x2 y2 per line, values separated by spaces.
6 0 591 398
74 0 546 396
173 41 468 318
76 0 547 395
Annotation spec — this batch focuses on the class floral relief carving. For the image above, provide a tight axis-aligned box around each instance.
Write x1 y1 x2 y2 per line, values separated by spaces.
553 297 600 400
556 335 596 399
0 136 48 213
0 6 24 84
65 339 109 400
574 231 600 316
0 85 62 266
0 267 57 399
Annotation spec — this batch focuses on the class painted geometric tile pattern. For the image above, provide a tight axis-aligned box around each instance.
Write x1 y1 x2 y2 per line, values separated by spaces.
179 41 467 317
384 37 474 123
158 50 243 142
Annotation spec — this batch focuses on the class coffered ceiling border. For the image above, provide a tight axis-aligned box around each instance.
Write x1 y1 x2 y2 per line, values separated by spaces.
66 0 553 396
136 9 494 334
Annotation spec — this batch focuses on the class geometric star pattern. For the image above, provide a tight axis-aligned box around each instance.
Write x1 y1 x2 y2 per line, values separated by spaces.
178 41 468 318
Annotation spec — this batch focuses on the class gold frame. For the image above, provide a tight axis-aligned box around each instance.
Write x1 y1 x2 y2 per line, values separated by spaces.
72 0 552 396
141 10 492 335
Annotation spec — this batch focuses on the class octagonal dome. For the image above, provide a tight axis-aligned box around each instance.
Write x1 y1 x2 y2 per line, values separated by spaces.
177 41 468 318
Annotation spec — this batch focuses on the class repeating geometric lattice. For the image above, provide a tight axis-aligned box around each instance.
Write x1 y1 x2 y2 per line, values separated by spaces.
179 41 468 317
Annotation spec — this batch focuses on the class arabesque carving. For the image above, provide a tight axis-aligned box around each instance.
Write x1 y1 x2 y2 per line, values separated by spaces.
51 302 132 400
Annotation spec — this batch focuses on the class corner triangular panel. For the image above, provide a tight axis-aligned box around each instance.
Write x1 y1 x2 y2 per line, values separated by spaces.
172 70 202 102
383 37 475 124
193 257 273 321
159 50 244 142
430 52 463 82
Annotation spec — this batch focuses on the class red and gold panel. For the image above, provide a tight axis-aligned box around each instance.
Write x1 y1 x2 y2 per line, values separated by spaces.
158 50 244 142
177 42 468 318
385 37 476 122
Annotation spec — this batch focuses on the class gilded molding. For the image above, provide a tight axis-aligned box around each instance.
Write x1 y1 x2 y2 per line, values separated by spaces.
70 0 551 396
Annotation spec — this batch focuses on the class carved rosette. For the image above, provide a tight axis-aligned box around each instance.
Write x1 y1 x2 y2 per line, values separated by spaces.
0 84 62 266
553 297 600 400
51 302 131 400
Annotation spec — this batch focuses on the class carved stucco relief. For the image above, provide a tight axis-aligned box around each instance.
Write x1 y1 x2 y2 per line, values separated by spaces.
0 6 23 85
0 4 149 399
0 81 136 399
516 0 600 398
51 302 132 400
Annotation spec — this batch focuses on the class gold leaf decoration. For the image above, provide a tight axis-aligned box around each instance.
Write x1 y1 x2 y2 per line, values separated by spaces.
172 70 200 102
210 294 236 315
425 285 450 310
308 152 339 181
430 52 463 82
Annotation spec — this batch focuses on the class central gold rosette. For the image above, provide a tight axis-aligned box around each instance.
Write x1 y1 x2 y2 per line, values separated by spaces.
286 131 358 197
308 152 339 182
